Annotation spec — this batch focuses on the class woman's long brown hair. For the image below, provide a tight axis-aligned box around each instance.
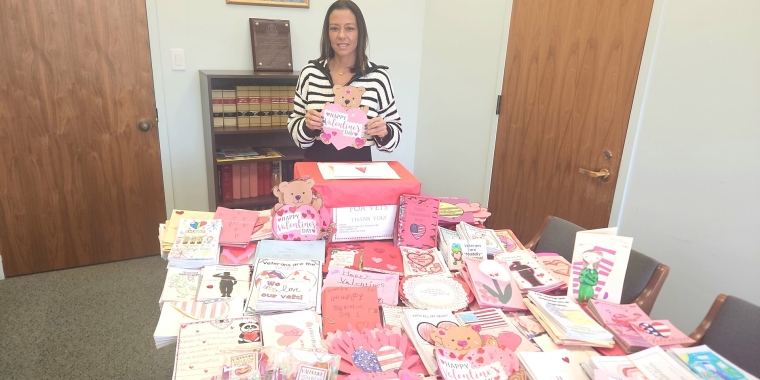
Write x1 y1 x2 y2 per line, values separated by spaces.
317 0 370 76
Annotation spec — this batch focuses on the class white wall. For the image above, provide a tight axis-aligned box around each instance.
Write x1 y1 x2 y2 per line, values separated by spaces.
617 0 760 330
147 0 425 211
415 1 511 202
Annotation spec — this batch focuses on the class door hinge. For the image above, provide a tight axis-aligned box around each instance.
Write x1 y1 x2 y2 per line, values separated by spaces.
495 95 501 115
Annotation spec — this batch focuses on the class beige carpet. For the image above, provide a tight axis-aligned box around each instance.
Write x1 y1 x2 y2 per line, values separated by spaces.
0 256 175 379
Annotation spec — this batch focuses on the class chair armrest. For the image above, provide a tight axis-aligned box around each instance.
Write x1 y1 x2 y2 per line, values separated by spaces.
525 215 552 250
632 263 669 315
688 293 728 346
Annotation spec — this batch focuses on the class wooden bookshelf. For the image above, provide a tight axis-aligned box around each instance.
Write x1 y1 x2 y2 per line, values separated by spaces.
200 70 303 211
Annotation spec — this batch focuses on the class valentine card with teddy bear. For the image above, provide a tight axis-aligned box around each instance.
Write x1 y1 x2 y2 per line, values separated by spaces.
271 177 323 241
320 85 370 150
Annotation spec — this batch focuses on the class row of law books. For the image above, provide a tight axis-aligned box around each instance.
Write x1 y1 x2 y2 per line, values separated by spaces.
217 159 297 202
212 86 295 129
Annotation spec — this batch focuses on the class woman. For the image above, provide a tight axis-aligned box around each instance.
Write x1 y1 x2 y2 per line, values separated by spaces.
288 0 402 162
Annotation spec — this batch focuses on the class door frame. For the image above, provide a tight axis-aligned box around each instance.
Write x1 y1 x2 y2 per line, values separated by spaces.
146 0 175 218
482 0 669 229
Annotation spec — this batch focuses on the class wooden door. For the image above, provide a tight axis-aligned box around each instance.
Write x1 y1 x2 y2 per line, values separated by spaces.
488 0 654 240
0 0 165 277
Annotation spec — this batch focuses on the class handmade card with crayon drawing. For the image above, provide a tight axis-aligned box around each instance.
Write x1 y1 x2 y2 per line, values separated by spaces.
400 246 447 276
323 267 399 306
321 286 381 336
395 194 440 250
322 242 363 273
570 228 632 304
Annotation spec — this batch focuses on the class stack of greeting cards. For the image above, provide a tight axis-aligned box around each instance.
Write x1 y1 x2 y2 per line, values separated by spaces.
395 194 440 250
400 308 459 375
214 207 258 248
582 346 698 380
167 219 223 269
161 210 215 257
524 291 614 347
669 345 758 380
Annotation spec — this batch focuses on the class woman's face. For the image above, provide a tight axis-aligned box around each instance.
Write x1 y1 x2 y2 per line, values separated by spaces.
583 250 602 264
328 9 359 60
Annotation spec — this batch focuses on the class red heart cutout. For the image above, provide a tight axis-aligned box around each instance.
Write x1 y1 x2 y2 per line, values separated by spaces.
206 285 213 289
476 357 484 364
176 211 184 215
449 352 456 358
301 213 307 218
289 206 297 213
477 348 485 354
276 209 285 216
562 357 570 363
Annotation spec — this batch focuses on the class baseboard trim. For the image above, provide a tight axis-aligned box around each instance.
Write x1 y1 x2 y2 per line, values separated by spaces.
0 255 5 280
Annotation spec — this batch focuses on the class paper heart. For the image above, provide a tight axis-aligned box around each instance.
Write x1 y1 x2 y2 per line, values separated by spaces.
387 264 398 271
371 257 383 263
189 366 194 369
352 348 382 372
320 132 332 142
377 346 404 371
206 285 213 289
176 211 184 215
274 325 304 346
407 252 434 268
562 357 570 363
410 223 426 239
354 138 366 148
276 209 285 216
289 206 297 213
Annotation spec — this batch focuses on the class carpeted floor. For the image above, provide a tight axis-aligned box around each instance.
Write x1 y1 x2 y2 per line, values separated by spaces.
0 256 175 379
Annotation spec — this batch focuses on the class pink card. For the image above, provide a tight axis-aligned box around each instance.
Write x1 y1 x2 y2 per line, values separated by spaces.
395 194 440 249
214 207 260 223
220 242 257 265
629 320 696 346
219 220 256 247
362 241 404 276
461 257 525 311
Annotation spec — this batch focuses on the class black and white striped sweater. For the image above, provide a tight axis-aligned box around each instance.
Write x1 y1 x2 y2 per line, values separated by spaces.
288 60 402 162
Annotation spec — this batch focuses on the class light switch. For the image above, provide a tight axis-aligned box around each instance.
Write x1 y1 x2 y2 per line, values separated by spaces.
171 49 186 70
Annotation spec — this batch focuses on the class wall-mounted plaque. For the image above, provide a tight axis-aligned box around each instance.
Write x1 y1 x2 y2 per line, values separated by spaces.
249 18 294 72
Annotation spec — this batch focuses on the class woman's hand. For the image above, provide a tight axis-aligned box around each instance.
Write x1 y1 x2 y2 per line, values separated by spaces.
366 117 388 139
305 109 323 131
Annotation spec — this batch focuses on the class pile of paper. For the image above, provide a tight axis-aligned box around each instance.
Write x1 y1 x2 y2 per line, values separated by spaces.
524 292 614 347
161 210 216 257
214 207 258 248
581 346 699 380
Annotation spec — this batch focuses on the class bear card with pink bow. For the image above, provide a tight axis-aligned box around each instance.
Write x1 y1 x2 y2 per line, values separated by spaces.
271 177 323 241
395 194 440 250
569 228 632 304
320 85 370 150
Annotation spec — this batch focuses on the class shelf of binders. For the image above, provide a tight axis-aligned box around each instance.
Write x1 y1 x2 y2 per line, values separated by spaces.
218 194 279 209
214 126 290 135
214 146 304 166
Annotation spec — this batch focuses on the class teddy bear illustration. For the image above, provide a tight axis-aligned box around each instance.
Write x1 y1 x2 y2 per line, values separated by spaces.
333 84 369 113
430 324 499 353
238 321 260 344
271 177 323 216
